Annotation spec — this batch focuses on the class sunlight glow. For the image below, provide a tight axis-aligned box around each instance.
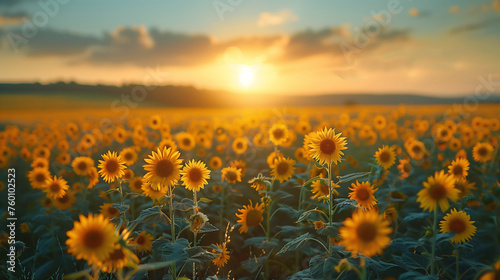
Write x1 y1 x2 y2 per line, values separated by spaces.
239 66 254 87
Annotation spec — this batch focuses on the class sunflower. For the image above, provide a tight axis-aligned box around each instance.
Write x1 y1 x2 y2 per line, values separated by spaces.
98 243 139 273
236 201 265 233
149 115 162 130
269 122 289 146
71 157 94 175
374 145 396 169
43 176 69 200
28 167 51 189
53 191 76 211
31 157 49 169
251 180 266 192
314 220 325 229
212 243 230 267
141 182 168 201
373 115 386 131
267 151 284 168
143 147 182 190
180 160 211 192
271 157 296 183
294 147 309 164
479 260 500 280
338 209 392 257
308 127 348 165
176 132 196 151
311 180 338 202
472 142 494 162
209 156 222 170
158 138 178 152
33 146 50 159
221 166 242 184
440 209 477 244
417 170 459 212
98 151 126 183
230 159 247 177
129 231 154 253
120 147 138 166
100 203 120 219
88 167 99 189
407 140 427 160
232 137 248 155
447 158 469 181
129 177 144 193
66 214 118 263
397 158 411 179
348 181 378 209
454 179 476 198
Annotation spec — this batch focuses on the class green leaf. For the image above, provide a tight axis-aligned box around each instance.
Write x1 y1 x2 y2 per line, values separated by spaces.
199 197 212 203
277 233 325 255
112 203 129 213
130 206 168 225
241 255 268 274
99 188 119 197
296 208 328 223
316 224 340 237
152 238 189 263
337 172 371 183
244 237 279 250
184 246 216 264
302 176 328 189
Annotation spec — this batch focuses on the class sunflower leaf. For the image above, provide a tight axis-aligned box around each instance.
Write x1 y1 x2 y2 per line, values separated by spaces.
131 206 169 225
277 233 324 255
337 172 371 184
112 203 129 213
302 177 328 189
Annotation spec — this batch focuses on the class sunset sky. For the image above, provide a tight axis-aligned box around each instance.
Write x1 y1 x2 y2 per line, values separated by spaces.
1 0 499 96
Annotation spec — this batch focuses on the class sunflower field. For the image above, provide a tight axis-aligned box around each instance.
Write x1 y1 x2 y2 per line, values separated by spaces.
1 105 500 280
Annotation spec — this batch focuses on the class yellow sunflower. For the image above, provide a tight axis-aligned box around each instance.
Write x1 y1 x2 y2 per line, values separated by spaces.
28 167 51 189
209 156 222 170
149 115 162 130
232 137 248 155
348 181 378 210
158 138 178 152
440 209 477 244
221 166 242 184
447 158 469 181
397 158 411 179
143 147 182 190
141 182 168 201
311 180 339 202
374 145 396 169
338 209 392 257
180 160 211 192
31 157 49 170
129 231 154 253
53 191 76 211
236 201 265 233
100 203 120 219
120 147 138 166
308 127 348 165
129 177 144 193
98 243 139 273
407 140 427 160
72 156 95 176
98 151 126 183
176 132 196 151
269 122 289 146
267 151 284 168
271 157 296 183
417 170 459 212
212 243 230 267
43 176 69 200
472 142 494 162
454 179 476 198
66 214 118 263
87 167 99 189
313 220 325 229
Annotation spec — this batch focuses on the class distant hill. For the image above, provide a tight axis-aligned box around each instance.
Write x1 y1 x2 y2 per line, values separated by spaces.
1 82 499 109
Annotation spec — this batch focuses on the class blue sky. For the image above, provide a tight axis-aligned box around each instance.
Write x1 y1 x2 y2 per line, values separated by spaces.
0 0 499 95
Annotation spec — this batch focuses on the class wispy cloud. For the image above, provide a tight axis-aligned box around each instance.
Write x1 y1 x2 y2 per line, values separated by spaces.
257 9 298 27
447 18 500 35
0 11 27 27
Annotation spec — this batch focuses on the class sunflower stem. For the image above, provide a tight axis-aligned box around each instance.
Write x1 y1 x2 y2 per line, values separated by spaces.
367 158 376 182
430 208 438 275
360 257 367 280
168 186 177 280
456 246 459 280
328 162 333 255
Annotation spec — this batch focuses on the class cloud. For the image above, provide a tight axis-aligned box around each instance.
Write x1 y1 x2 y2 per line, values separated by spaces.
257 9 298 27
449 5 459 13
22 29 102 56
447 18 500 35
0 11 28 26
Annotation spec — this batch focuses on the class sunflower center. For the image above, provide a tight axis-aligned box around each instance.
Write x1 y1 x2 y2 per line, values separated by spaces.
449 218 466 234
277 162 289 175
83 229 104 249
35 173 46 183
105 160 119 174
108 207 118 216
109 248 125 261
136 235 145 245
403 163 411 173
134 180 142 189
356 222 377 243
452 165 463 176
50 182 61 192
379 151 390 163
477 147 487 156
225 171 237 182
429 183 447 200
236 142 243 149
124 152 133 161
320 139 336 155
58 194 69 203
182 138 191 146
320 184 329 196
272 128 285 140
356 188 370 201
246 210 263 227
412 145 421 153
188 168 203 183
155 159 174 178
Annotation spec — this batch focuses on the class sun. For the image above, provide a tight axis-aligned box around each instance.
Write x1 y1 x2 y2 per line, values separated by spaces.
239 65 254 87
